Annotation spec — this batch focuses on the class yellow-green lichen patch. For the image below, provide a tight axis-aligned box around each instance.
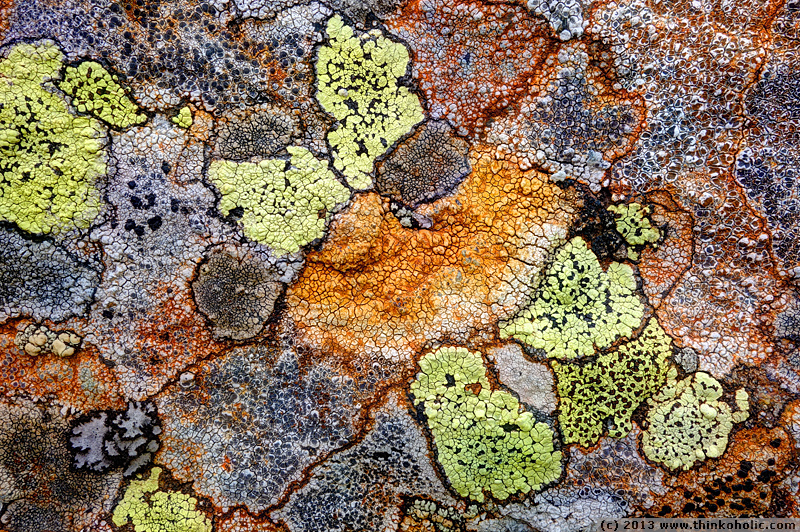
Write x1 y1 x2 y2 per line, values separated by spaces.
172 106 193 129
112 467 212 532
0 42 105 234
642 368 749 471
316 14 424 190
410 346 562 502
500 237 644 359
209 146 351 255
608 202 660 260
552 318 673 447
59 60 146 128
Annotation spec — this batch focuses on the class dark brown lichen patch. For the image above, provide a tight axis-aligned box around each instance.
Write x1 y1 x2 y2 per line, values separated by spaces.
376 121 471 208
191 246 284 341
215 105 300 161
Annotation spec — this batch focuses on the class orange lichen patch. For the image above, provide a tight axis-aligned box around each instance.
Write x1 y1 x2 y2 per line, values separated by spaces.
645 171 793 377
285 145 579 364
647 427 794 518
0 0 13 40
780 399 800 448
384 0 553 136
0 322 125 411
111 286 228 399
216 509 284 532
638 191 693 309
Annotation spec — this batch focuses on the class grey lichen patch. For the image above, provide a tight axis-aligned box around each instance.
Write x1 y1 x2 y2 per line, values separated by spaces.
156 343 361 512
0 226 101 323
487 343 556 415
68 401 161 478
527 0 587 41
273 393 456 532
191 246 285 340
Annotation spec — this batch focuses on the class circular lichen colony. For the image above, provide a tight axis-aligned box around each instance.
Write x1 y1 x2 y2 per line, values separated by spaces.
0 42 106 235
191 248 284 340
216 105 299 161
376 120 471 207
642 368 750 471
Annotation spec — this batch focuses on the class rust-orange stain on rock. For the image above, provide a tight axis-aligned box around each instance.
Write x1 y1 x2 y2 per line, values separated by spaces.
286 146 579 365
385 0 555 136
0 320 125 411
635 171 795 376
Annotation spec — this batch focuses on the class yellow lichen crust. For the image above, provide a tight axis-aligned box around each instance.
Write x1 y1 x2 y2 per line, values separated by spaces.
642 368 750 471
112 467 212 532
0 42 105 234
410 346 562 502
209 146 351 255
608 202 660 260
316 15 424 189
552 318 673 447
59 61 147 128
500 237 644 359
172 106 193 129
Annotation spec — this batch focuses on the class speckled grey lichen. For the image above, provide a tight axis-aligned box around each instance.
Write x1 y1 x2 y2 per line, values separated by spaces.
273 394 456 532
156 343 361 512
0 227 100 323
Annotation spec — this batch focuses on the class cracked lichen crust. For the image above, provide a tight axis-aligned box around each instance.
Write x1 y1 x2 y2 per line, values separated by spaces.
316 14 424 189
59 61 147 128
0 42 106 234
273 394 456 532
156 345 360 512
552 318 673 447
411 346 562 502
500 237 644 359
209 146 351 255
112 467 211 532
375 120 471 207
642 368 749 471
216 105 299 161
